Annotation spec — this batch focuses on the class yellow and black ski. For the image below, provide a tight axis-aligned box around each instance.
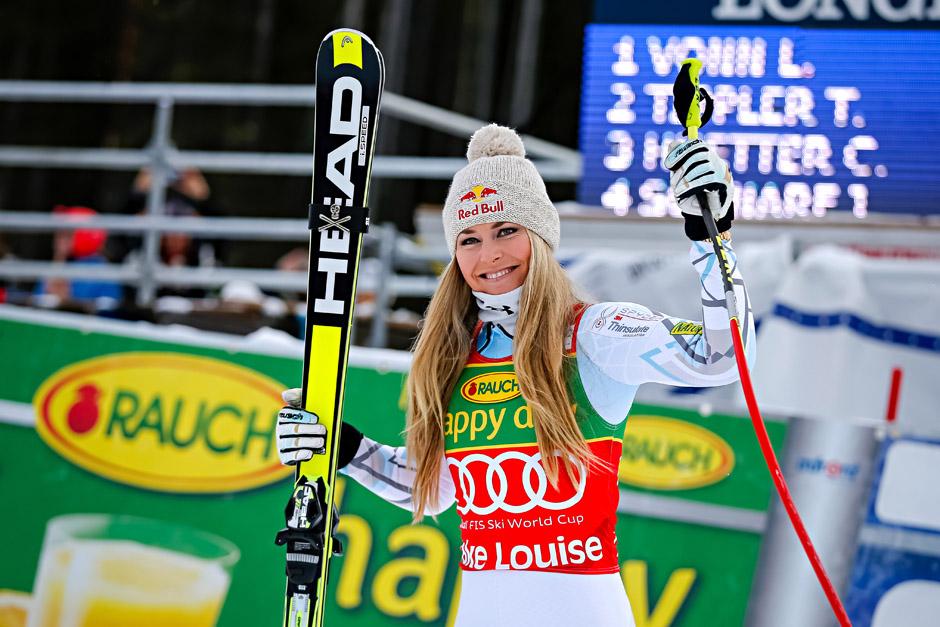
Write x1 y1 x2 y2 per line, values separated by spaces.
275 28 384 627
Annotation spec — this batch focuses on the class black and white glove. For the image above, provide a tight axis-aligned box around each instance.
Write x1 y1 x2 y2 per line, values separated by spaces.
276 388 364 468
663 139 735 241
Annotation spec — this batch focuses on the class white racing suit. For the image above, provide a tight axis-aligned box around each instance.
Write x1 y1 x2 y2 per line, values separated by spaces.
339 241 754 626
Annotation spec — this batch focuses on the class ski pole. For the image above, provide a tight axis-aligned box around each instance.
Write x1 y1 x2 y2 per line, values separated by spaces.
676 57 852 627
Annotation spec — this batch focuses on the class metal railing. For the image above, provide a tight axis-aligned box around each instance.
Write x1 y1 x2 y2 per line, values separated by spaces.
0 80 581 346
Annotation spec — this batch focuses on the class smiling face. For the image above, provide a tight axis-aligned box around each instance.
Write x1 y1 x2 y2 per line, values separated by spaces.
454 222 531 294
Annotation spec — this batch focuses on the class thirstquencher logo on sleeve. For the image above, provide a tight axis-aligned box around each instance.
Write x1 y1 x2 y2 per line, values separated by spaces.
33 352 291 493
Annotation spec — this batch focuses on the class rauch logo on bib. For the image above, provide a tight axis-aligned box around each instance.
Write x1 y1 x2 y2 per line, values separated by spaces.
460 372 521 404
33 352 291 493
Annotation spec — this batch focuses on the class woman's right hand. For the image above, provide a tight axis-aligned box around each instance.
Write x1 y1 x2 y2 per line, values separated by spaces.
276 388 327 466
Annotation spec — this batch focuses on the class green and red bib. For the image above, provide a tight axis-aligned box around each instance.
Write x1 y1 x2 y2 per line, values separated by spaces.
443 318 627 574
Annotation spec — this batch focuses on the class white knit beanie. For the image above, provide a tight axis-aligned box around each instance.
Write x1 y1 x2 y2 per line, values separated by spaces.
442 124 560 254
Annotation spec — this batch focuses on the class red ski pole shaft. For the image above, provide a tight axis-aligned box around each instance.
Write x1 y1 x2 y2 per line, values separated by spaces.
697 189 851 626
727 315 852 627
680 56 852 627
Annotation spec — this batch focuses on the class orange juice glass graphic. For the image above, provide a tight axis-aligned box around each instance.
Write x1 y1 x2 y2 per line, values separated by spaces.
28 514 239 627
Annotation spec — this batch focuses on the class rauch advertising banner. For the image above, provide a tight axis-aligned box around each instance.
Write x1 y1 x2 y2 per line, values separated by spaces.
0 305 784 626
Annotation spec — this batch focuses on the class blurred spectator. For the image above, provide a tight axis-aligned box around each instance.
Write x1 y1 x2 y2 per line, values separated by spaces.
153 280 296 336
122 167 223 297
274 246 309 305
126 167 215 217
34 206 122 305
276 247 307 273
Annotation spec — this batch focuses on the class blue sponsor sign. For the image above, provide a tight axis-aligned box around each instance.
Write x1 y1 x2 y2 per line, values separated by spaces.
796 456 861 481
579 25 940 218
845 437 940 626
594 0 940 27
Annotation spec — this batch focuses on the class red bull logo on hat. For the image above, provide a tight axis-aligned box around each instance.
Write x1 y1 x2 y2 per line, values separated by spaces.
457 184 505 220
460 185 499 203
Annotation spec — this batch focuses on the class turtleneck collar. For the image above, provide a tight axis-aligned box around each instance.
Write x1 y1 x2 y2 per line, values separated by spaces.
472 284 522 338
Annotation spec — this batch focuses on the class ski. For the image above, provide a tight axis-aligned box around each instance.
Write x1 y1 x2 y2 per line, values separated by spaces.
274 28 384 627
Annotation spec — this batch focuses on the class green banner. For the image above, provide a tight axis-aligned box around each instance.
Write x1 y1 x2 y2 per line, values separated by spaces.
0 306 784 627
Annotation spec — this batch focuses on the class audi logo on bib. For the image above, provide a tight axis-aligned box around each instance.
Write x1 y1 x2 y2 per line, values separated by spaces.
445 438 624 574
448 450 587 515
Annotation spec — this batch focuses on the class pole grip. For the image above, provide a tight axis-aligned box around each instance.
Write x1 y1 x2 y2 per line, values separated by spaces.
680 58 704 140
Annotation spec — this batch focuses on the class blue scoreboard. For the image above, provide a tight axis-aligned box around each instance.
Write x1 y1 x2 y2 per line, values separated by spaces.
579 25 940 219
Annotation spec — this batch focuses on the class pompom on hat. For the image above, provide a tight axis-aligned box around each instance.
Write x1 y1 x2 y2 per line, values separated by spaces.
442 124 559 254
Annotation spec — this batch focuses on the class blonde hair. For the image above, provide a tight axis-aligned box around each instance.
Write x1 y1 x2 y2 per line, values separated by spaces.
405 232 593 521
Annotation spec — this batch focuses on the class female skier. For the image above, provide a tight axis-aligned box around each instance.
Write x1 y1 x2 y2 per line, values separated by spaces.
277 124 753 626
